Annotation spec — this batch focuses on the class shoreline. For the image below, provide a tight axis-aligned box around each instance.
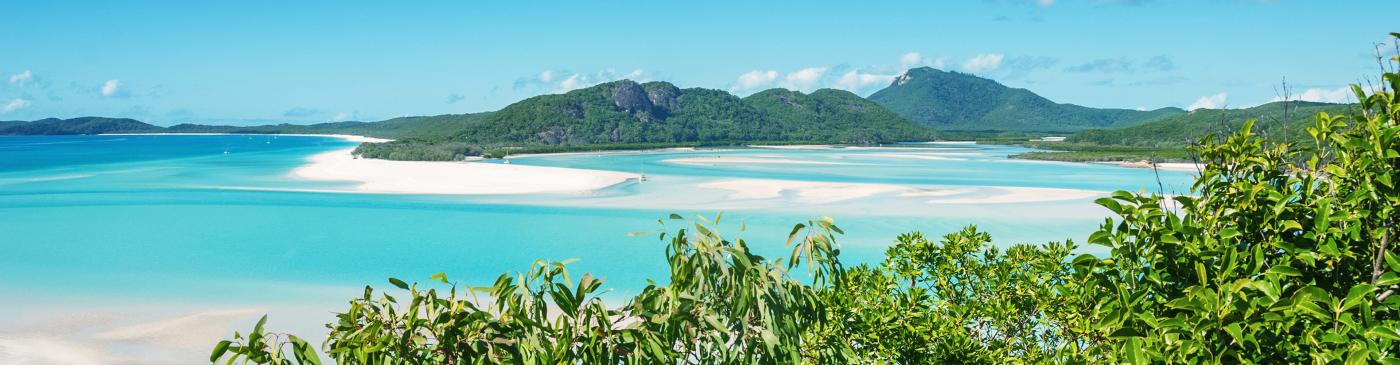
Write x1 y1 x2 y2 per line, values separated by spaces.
291 148 637 195
1090 160 1203 173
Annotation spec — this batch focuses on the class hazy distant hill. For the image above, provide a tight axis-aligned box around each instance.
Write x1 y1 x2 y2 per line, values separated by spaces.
0 117 163 135
869 67 1185 132
161 112 493 139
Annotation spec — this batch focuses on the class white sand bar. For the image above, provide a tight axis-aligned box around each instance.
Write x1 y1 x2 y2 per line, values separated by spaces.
293 148 636 195
1094 161 1204 173
664 156 853 165
697 178 1103 205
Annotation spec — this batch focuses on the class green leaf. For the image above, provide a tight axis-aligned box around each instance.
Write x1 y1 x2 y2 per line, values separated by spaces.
388 277 409 290
210 340 231 362
1219 227 1241 240
1095 197 1124 214
1223 323 1245 345
430 272 448 284
1378 272 1400 287
1367 325 1400 341
1109 327 1144 338
1267 265 1301 277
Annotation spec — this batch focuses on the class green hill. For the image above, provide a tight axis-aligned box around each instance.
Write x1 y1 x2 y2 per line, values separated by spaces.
354 80 934 160
1009 101 1358 163
1067 101 1356 147
0 117 163 135
743 88 930 144
868 67 1184 132
446 80 929 146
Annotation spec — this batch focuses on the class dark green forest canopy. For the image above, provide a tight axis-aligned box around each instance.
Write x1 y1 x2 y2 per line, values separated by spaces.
358 80 935 160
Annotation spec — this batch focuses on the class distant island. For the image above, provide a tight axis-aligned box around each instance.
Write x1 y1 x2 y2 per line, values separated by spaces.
1 67 1350 163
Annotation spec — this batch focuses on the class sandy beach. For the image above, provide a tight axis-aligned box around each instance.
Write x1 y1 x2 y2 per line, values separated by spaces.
1095 161 1203 173
292 148 637 195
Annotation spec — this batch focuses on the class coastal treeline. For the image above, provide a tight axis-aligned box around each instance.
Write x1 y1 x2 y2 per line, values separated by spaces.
1013 97 1359 163
216 43 1400 364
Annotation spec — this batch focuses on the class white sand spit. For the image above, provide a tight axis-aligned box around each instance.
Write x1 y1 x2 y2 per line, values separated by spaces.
293 148 636 195
922 186 1102 204
697 178 1104 205
746 144 840 150
664 156 853 165
1096 161 1203 173
863 152 968 161
697 179 907 203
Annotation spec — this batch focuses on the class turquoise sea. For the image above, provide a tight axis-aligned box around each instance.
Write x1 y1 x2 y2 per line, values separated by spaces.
0 135 1195 363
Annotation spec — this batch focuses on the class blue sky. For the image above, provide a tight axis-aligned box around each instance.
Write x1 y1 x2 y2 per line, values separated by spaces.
1 0 1395 125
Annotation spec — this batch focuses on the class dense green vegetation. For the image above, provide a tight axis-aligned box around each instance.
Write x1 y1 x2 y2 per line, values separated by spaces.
869 67 1185 132
215 43 1400 364
1011 145 1194 162
1069 101 1356 148
743 88 931 144
359 80 933 160
0 117 163 135
1014 101 1356 163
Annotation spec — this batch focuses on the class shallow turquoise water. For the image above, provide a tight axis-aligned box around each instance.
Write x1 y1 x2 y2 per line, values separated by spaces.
0 136 1197 302
0 135 1195 356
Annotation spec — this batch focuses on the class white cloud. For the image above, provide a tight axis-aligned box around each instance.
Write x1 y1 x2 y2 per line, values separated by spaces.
517 69 653 94
2 98 31 113
961 53 1005 73
557 74 589 92
9 70 32 85
900 52 923 69
1287 87 1352 103
1187 92 1228 110
1036 0 1055 6
931 56 949 69
101 79 122 97
781 67 829 91
834 70 896 93
332 112 355 121
729 70 780 94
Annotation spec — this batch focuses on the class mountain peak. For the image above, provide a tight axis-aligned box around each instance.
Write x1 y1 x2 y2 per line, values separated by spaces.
870 71 1183 132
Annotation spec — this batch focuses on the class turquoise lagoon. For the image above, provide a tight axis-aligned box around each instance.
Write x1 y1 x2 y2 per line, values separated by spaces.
0 135 1195 362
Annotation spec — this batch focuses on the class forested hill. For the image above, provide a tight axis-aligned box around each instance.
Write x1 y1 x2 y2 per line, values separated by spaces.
1067 101 1356 147
743 88 930 144
445 80 931 146
0 117 164 135
869 67 1185 132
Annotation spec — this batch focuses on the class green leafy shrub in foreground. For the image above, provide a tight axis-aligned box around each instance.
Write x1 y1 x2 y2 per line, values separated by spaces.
216 36 1400 364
